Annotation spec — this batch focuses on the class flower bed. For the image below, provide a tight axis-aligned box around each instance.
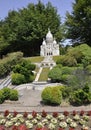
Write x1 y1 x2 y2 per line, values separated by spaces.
0 110 91 130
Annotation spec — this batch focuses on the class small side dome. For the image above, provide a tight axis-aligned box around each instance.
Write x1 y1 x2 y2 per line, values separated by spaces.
46 28 53 43
42 38 46 45
53 38 57 44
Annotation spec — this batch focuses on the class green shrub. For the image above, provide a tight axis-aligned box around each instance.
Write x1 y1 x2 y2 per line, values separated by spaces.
48 67 62 82
61 74 70 82
61 67 73 75
10 89 18 101
62 56 77 67
69 89 91 105
0 52 23 78
12 59 35 84
11 73 26 85
41 87 62 105
2 88 11 100
0 63 7 77
0 90 5 104
86 65 91 74
41 87 52 104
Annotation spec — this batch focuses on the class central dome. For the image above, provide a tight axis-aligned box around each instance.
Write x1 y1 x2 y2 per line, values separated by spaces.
46 29 53 44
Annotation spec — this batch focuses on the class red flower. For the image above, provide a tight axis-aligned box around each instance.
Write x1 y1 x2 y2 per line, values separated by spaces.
32 110 37 118
12 125 18 130
23 111 28 118
18 124 28 130
80 110 85 116
69 128 75 130
58 128 64 130
63 111 69 116
42 110 47 117
4 110 9 117
13 111 18 117
35 127 48 130
72 110 77 116
87 110 91 116
52 112 58 117
0 126 5 130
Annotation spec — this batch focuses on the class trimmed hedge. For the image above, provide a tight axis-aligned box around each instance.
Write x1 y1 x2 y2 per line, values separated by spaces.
11 73 26 85
12 59 36 85
2 88 11 100
10 89 18 101
69 85 91 105
0 52 23 78
41 87 62 105
0 88 19 104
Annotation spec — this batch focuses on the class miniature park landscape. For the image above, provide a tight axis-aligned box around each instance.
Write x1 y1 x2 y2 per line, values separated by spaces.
1 0 91 129
0 21 91 130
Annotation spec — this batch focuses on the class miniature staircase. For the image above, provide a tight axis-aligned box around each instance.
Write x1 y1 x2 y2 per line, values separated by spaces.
34 67 43 82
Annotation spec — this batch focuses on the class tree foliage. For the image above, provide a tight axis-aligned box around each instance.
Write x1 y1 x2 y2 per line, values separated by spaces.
65 0 91 46
0 1 63 57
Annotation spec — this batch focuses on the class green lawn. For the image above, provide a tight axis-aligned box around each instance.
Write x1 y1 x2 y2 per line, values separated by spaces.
53 55 62 62
24 56 44 63
38 67 50 81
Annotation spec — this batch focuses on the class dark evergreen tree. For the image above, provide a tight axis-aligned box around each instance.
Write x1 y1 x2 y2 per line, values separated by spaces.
0 1 63 57
65 0 91 46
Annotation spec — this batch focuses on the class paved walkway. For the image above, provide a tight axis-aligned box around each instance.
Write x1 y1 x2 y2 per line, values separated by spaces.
0 87 91 113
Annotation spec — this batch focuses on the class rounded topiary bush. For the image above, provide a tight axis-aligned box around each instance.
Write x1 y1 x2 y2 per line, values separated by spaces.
41 87 62 105
2 87 11 100
11 73 26 85
9 89 18 101
0 90 5 104
48 67 62 82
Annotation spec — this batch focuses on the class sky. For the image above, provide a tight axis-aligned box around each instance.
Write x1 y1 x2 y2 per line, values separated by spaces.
0 0 74 22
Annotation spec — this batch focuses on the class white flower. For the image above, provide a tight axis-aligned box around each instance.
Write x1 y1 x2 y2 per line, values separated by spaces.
59 121 67 128
15 122 21 126
19 117 25 123
36 114 42 120
32 119 38 124
51 118 57 124
26 121 33 129
27 114 33 120
16 114 23 118
0 119 6 125
70 121 77 128
82 125 89 130
10 117 18 123
5 121 13 127
83 115 89 121
6 113 13 119
0 114 4 119
48 123 56 130
37 122 44 128
79 119 86 125
42 119 48 125
58 114 65 120
66 117 73 124
46 114 53 120
25 120 30 124
73 114 80 121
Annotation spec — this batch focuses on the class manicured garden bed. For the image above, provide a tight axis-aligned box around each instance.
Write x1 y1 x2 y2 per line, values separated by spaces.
0 110 91 130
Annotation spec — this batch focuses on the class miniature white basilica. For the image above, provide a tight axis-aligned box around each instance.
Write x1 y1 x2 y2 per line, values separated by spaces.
40 29 59 56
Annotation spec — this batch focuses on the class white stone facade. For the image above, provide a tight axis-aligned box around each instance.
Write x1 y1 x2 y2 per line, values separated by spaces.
40 29 59 56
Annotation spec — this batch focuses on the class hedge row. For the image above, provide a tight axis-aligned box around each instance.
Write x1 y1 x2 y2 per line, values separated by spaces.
0 88 18 104
11 59 36 85
0 52 23 78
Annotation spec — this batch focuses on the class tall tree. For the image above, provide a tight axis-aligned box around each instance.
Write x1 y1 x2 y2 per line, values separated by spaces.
65 0 91 46
0 1 63 57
